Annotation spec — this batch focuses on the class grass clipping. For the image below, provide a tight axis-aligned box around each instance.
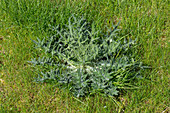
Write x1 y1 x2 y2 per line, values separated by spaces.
29 15 144 97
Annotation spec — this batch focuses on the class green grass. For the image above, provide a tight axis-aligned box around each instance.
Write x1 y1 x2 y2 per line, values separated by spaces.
0 0 169 112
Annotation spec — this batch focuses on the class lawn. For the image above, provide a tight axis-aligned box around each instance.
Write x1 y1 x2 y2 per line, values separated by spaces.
0 0 169 112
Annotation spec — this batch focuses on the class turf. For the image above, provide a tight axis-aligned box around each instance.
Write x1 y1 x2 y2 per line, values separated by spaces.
0 0 169 112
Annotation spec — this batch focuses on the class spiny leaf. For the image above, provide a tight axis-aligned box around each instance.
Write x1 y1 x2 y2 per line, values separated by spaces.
29 15 146 97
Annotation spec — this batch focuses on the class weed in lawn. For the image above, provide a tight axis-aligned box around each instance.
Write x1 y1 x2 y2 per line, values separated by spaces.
0 0 169 112
29 15 146 98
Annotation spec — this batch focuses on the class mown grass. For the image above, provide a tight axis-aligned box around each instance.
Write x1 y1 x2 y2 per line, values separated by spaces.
0 0 169 112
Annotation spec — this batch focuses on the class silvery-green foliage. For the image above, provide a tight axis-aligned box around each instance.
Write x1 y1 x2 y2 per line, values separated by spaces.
29 15 144 97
